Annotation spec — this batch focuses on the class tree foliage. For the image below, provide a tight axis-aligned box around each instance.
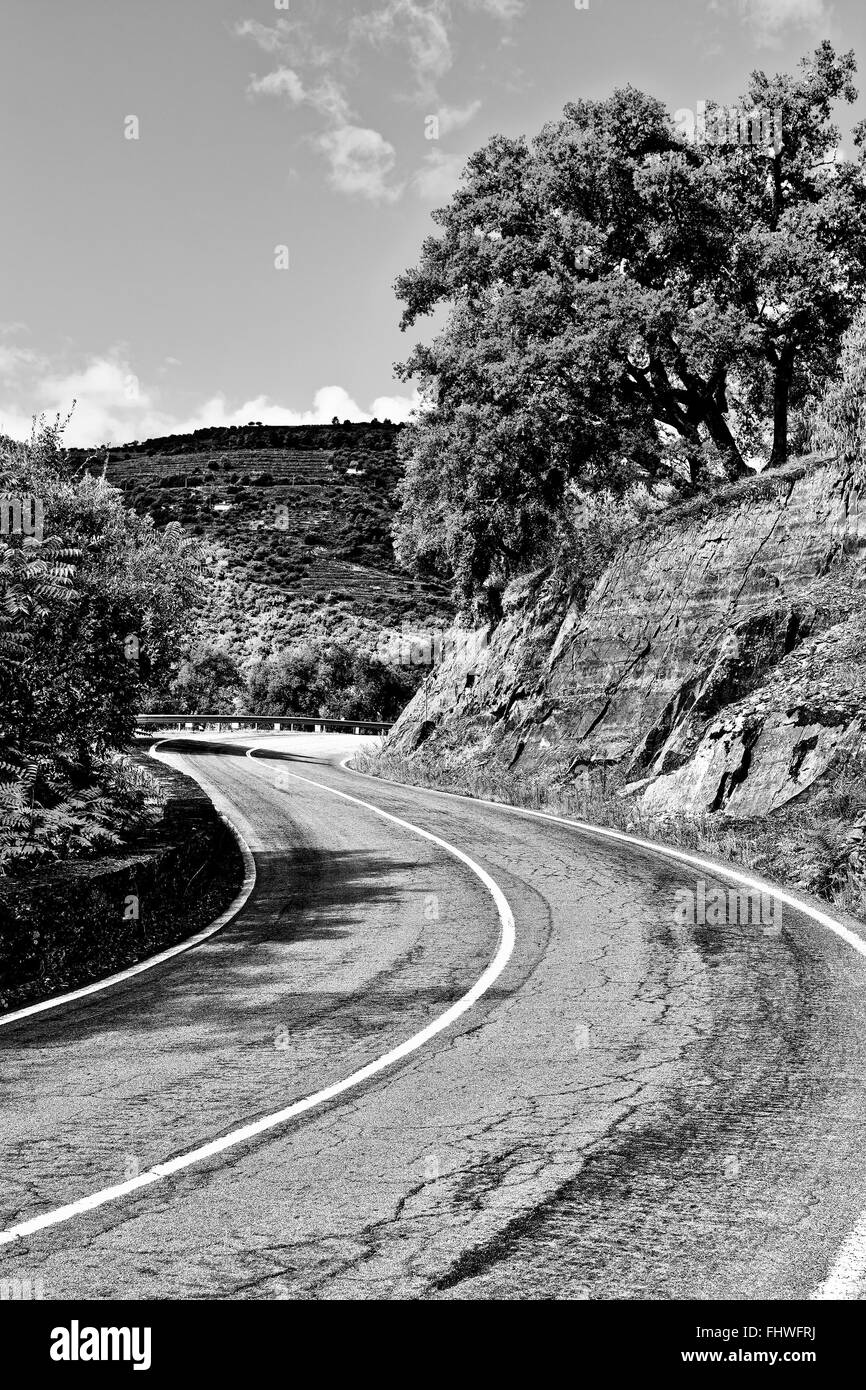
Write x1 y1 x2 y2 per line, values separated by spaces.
0 421 204 872
248 641 417 722
395 44 866 611
169 648 247 715
810 302 866 464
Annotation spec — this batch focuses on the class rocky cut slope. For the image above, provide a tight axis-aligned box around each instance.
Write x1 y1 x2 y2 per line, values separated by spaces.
386 453 866 823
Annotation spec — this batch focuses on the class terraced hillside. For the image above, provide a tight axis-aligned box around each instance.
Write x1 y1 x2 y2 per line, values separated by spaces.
68 423 453 677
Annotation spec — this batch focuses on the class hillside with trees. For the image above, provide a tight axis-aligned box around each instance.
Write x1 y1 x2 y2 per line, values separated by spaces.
66 421 454 719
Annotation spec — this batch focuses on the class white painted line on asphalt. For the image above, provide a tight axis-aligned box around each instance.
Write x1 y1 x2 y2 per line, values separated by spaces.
811 1209 866 1300
340 754 866 1300
0 754 515 1248
0 742 256 1031
340 756 866 962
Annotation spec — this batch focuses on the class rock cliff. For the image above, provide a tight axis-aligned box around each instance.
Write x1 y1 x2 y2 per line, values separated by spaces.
385 453 866 820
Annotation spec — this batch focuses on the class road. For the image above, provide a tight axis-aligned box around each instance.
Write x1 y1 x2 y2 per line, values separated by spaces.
1 732 865 1300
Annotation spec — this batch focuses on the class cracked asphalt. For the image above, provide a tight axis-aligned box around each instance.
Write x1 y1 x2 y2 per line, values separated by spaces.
1 732 866 1300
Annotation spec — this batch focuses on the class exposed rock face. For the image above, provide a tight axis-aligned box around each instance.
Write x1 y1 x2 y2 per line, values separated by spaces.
386 455 866 819
640 613 866 818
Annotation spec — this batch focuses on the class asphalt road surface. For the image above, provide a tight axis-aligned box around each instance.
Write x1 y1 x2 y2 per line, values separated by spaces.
1 732 866 1300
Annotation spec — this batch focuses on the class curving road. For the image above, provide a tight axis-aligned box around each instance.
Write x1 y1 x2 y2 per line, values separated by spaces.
1 732 866 1300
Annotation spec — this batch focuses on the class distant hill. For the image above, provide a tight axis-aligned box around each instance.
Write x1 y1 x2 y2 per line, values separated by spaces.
68 422 453 678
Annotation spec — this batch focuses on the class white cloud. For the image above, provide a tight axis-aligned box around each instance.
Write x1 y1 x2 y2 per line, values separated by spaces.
238 0 523 91
306 77 353 125
316 125 403 202
436 100 482 136
234 18 294 56
0 343 43 376
0 357 157 447
234 16 338 73
236 1 515 200
735 0 831 46
413 147 467 200
246 64 354 125
246 67 306 102
465 0 525 17
249 62 401 201
151 384 419 431
351 1 520 96
353 0 453 99
370 390 423 421
244 46 395 201
0 353 419 447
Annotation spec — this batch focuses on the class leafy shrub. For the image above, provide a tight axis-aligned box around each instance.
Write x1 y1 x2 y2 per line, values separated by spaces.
810 304 866 464
1 420 205 872
248 640 418 721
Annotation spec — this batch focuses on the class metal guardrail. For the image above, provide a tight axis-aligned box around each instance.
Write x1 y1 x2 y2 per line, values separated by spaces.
135 714 393 735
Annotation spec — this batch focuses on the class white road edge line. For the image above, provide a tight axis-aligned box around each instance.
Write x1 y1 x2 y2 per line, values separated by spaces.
0 752 515 1248
0 741 256 1030
340 752 866 1301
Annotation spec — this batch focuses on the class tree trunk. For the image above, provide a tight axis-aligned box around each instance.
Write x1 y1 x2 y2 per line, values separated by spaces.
704 407 749 480
767 345 794 468
659 344 747 482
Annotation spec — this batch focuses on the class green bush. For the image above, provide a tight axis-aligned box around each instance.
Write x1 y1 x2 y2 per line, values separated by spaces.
247 640 419 721
1 421 205 873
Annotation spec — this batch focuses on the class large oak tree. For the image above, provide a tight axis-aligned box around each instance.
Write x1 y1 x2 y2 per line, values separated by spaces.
395 44 866 611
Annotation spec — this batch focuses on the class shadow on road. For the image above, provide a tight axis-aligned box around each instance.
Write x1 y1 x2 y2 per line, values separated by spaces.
3 841 464 1059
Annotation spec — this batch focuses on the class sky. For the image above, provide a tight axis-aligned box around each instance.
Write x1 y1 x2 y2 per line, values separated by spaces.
1 0 864 447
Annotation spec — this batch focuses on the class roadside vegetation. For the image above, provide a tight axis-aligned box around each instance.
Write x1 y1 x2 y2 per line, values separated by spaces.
165 638 418 723
0 420 203 874
394 43 866 620
357 300 866 923
74 423 454 687
6 44 866 911
360 44 866 924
